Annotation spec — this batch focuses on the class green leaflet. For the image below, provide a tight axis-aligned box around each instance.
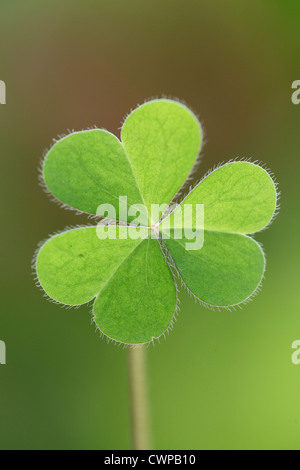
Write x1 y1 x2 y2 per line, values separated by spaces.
36 99 278 344
37 227 144 305
93 237 176 344
43 130 148 224
163 231 265 307
36 227 176 343
122 100 202 223
165 161 276 234
160 161 276 306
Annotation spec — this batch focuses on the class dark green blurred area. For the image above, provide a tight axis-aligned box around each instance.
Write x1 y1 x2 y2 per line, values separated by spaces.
0 0 299 449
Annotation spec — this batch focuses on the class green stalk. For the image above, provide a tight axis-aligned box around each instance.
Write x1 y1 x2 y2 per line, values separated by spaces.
128 345 152 450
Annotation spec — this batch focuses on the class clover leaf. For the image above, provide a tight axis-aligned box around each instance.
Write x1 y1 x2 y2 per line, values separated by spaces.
35 99 278 345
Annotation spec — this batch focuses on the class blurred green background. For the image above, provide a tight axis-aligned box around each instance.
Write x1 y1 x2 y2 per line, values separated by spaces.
0 0 299 450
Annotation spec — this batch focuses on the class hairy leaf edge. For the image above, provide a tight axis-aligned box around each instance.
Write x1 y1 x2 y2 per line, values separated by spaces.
159 234 267 312
160 158 280 233
40 127 149 224
39 127 111 221
32 225 180 347
39 97 204 224
120 97 204 220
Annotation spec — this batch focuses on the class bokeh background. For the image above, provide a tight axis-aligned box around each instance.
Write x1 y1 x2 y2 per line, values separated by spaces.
0 0 299 450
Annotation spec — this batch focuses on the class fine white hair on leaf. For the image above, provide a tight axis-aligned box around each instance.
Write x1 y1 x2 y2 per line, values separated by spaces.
119 95 206 223
119 94 204 158
157 231 267 313
39 127 115 221
159 157 280 232
88 232 181 348
32 224 97 310
35 106 278 346
32 224 164 348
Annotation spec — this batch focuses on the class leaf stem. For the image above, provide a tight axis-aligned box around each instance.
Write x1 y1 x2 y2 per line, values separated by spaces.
128 345 152 450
